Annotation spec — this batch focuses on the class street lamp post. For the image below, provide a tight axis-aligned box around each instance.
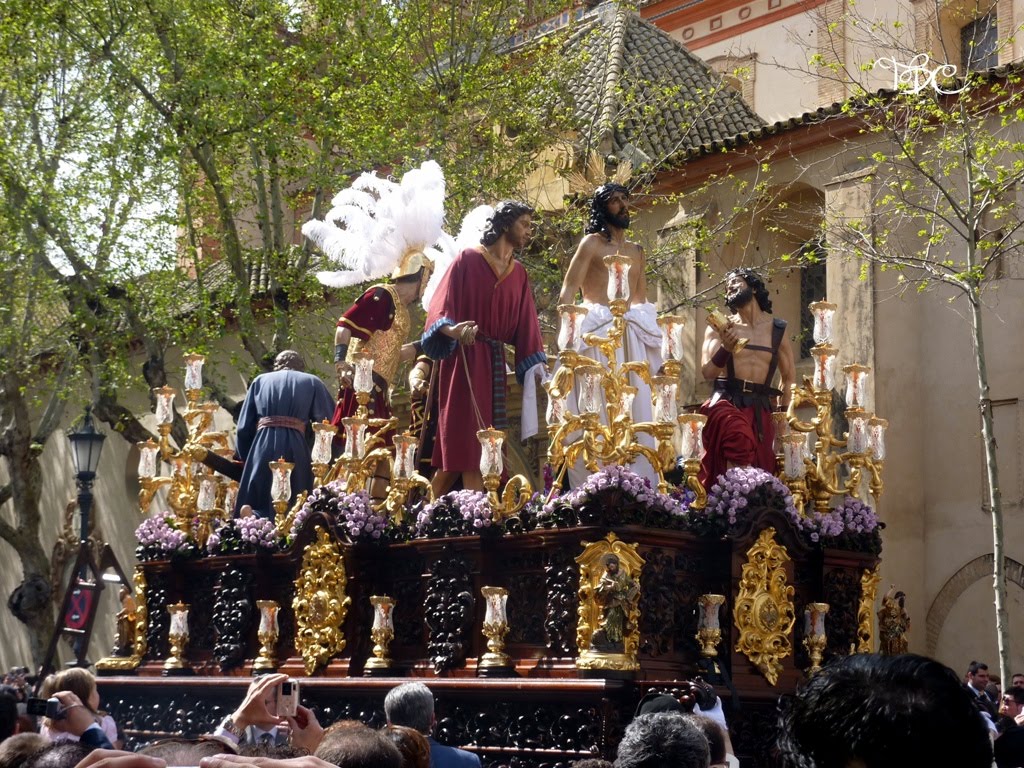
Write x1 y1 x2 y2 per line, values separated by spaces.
68 407 106 548
62 406 106 668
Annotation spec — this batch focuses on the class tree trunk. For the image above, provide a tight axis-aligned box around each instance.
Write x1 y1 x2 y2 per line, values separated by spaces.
968 292 1009 683
0 372 58 667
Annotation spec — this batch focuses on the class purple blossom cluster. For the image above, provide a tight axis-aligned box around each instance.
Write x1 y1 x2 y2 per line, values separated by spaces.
416 490 493 537
701 467 800 528
135 513 195 559
803 496 880 543
289 480 346 540
541 465 690 520
338 490 387 541
207 515 281 554
289 482 388 542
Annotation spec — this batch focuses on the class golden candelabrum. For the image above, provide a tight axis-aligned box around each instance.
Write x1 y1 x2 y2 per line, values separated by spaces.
306 351 433 526
253 600 280 672
364 595 395 672
546 254 704 504
696 593 726 659
138 355 239 547
780 301 888 516
269 456 296 525
477 429 532 522
803 601 830 675
163 602 191 675
478 586 512 673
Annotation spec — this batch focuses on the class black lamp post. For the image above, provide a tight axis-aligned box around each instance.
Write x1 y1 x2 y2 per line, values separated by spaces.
67 406 106 545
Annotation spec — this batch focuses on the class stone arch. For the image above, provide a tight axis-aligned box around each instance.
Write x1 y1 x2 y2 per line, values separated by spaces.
925 554 1024 655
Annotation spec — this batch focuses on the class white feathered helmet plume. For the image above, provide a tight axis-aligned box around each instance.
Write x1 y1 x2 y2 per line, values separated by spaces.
302 161 446 288
420 204 494 311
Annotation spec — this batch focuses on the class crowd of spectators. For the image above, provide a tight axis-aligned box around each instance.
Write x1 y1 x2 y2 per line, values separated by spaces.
0 654 1018 768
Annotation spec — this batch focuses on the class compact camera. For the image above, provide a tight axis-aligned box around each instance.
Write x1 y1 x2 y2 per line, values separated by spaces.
26 698 65 720
275 679 299 718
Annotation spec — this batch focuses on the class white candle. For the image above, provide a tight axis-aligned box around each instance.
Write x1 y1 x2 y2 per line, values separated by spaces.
137 440 159 479
353 354 375 394
477 429 505 477
809 301 836 345
678 414 706 461
658 315 686 362
482 587 508 625
184 354 205 391
603 254 632 303
168 604 189 637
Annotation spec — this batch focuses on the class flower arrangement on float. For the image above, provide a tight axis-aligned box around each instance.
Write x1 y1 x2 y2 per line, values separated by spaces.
135 512 201 561
538 465 693 529
414 490 494 538
693 467 882 552
289 481 390 544
207 515 281 555
802 495 883 554
695 466 801 534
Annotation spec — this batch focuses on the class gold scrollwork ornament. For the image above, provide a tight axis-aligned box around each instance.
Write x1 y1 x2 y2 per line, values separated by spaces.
293 526 351 675
733 527 796 685
857 565 881 653
575 533 644 673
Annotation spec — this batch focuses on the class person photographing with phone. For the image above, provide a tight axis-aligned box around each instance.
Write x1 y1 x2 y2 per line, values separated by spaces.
28 690 115 750
213 674 323 753
36 669 118 748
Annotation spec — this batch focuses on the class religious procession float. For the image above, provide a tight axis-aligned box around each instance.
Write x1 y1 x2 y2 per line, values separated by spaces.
91 165 893 768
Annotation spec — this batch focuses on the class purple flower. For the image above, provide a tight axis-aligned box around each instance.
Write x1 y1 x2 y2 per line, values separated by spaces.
700 467 800 531
538 465 692 523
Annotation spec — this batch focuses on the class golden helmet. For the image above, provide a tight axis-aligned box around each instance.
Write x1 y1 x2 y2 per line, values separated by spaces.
391 249 435 281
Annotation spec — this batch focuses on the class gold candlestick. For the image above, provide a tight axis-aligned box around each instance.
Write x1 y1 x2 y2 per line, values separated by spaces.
163 602 192 675
253 600 281 672
696 594 726 658
478 586 512 675
364 596 395 673
803 602 829 675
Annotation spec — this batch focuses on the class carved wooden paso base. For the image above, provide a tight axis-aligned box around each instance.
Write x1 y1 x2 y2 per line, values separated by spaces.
122 498 879 766
98 676 633 764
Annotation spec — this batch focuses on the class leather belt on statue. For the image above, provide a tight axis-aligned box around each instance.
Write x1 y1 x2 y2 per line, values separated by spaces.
256 416 307 434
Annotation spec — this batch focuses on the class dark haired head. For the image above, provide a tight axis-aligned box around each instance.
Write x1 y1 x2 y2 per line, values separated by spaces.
315 725 402 768
1005 685 1024 705
481 201 534 247
0 733 49 768
614 712 709 768
382 724 430 768
237 743 306 760
273 350 305 372
683 715 726 766
585 183 631 241
725 268 772 313
23 743 93 768
777 653 993 768
968 660 989 676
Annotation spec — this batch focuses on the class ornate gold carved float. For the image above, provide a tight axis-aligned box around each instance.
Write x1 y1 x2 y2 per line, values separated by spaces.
575 533 644 672
293 526 351 674
734 527 795 685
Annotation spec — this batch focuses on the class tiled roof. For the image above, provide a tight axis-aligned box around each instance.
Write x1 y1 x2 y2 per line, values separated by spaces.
565 3 764 165
666 61 1024 163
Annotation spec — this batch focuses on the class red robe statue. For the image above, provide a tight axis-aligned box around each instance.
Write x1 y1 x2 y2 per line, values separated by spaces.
422 247 546 473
